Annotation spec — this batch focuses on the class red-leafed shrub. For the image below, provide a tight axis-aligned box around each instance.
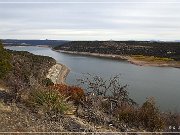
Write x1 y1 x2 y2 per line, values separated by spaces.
50 84 85 104
67 86 85 104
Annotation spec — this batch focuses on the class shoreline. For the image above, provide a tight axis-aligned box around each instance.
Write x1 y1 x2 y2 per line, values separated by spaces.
46 63 70 84
53 49 129 60
6 45 180 68
55 50 180 68
5 46 70 84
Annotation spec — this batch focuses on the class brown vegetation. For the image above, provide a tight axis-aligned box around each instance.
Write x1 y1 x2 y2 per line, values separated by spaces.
2 49 56 101
51 84 85 104
76 74 179 132
26 86 73 114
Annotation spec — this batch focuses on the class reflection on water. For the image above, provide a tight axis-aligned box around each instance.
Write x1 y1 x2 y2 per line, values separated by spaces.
6 46 180 112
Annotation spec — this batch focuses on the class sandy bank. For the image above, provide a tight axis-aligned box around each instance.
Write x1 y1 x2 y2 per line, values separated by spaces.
127 57 180 68
55 50 129 60
56 50 180 68
46 63 70 84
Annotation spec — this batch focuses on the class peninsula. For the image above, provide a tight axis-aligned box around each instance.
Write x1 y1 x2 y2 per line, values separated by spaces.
54 41 180 68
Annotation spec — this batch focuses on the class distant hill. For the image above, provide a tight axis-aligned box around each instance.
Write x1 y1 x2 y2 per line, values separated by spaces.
2 39 69 47
54 41 180 61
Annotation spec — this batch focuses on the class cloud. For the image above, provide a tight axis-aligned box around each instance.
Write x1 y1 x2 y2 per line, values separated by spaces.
0 0 180 40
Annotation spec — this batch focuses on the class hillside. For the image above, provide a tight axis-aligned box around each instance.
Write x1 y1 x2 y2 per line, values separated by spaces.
54 41 180 61
0 41 119 133
0 41 98 132
0 40 56 101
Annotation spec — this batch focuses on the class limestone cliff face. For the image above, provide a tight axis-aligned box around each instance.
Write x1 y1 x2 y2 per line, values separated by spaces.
46 63 70 84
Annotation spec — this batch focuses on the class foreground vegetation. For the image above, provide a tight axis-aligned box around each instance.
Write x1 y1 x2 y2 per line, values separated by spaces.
0 41 12 79
0 40 180 133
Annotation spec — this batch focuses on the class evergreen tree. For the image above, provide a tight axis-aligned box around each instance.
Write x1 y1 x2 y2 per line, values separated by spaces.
0 40 11 79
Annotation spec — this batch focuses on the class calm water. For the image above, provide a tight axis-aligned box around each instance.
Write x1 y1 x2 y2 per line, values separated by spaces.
6 46 180 112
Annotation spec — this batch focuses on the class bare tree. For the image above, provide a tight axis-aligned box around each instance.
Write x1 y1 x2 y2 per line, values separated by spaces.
76 73 136 127
77 73 135 106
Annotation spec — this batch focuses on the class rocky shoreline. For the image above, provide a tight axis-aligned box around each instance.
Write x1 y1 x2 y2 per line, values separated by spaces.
54 49 129 60
46 63 70 84
56 50 180 68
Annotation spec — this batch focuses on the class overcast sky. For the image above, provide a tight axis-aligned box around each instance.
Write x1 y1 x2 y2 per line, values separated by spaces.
0 0 180 40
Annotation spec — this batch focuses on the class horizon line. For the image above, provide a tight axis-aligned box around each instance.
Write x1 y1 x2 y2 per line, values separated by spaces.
1 1 180 4
2 39 180 42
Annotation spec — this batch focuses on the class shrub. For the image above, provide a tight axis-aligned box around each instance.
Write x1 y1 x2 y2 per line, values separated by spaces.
115 98 165 131
27 87 73 114
0 61 12 79
51 84 85 104
3 49 56 100
164 112 180 132
116 105 139 127
139 98 165 131
42 78 54 86
67 86 85 104
0 40 12 79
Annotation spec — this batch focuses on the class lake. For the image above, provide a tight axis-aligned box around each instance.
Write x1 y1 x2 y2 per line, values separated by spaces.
6 46 180 112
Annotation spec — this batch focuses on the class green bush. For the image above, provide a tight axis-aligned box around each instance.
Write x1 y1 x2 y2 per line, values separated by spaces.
42 78 54 86
28 88 73 114
0 60 11 78
0 40 11 79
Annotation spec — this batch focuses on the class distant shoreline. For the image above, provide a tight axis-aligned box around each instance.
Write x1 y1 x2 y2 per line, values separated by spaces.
55 50 180 68
5 45 51 48
5 45 180 68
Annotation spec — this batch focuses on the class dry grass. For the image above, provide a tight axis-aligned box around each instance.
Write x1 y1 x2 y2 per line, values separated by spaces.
131 55 174 62
27 88 74 115
0 102 96 133
0 104 65 132
0 100 11 112
0 81 8 91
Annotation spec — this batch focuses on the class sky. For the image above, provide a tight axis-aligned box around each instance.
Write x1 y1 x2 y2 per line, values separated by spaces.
0 0 180 41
